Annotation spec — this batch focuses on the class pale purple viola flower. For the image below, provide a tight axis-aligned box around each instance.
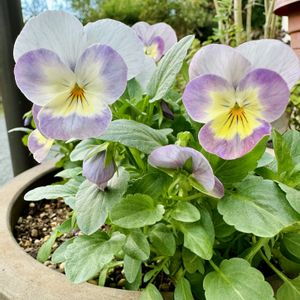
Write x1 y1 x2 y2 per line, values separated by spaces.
82 151 115 190
183 40 300 160
14 11 145 141
148 145 224 198
133 21 177 61
28 105 54 163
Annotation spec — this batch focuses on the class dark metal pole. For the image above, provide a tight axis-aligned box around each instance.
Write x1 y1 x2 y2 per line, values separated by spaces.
0 0 36 175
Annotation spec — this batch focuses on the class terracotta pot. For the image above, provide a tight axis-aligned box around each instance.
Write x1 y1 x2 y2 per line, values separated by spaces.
0 162 142 300
274 0 300 58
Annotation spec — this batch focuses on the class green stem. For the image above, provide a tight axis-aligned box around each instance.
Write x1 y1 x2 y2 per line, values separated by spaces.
259 250 290 283
246 0 253 41
245 237 269 262
149 258 169 284
209 259 220 272
171 193 203 202
234 0 243 45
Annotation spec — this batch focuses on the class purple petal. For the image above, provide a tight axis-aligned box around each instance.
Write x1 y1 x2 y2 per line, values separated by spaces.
75 44 128 104
148 145 215 191
147 36 165 61
238 68 290 122
38 101 112 140
28 129 54 163
132 21 151 43
236 39 300 89
199 120 271 160
210 177 225 199
189 44 251 86
82 151 115 188
182 74 235 123
14 48 74 106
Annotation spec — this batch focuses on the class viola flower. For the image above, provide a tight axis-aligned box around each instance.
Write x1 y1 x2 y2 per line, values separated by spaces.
132 21 177 61
183 40 300 160
14 11 145 141
148 145 224 198
28 105 54 163
82 151 115 190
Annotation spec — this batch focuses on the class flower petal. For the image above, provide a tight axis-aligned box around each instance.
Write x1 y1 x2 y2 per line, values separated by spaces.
75 44 128 104
132 21 151 42
189 44 251 86
14 49 75 106
28 129 54 163
82 151 115 187
182 74 235 123
32 104 42 131
135 56 156 91
199 120 271 160
148 145 215 191
211 177 225 199
238 68 290 122
151 23 177 53
84 19 145 80
236 39 300 89
14 11 85 69
38 94 112 140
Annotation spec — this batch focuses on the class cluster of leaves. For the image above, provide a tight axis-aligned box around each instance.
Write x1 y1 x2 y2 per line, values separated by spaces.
24 36 300 300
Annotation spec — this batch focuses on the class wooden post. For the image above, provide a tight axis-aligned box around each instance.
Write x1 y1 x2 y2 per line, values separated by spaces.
0 0 36 175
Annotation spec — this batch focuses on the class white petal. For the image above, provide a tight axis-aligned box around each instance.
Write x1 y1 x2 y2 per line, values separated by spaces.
236 39 300 89
14 11 85 69
189 44 251 87
135 56 156 91
84 19 145 80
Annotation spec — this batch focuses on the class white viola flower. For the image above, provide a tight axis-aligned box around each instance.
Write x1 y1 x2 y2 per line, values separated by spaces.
132 21 177 61
14 11 145 140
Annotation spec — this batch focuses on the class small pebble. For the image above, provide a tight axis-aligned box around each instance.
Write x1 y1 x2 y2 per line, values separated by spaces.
87 279 98 285
117 279 126 287
31 229 38 238
58 262 65 272
44 261 51 266
29 203 35 208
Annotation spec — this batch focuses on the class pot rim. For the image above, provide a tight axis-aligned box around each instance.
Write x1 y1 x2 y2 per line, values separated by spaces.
0 162 141 300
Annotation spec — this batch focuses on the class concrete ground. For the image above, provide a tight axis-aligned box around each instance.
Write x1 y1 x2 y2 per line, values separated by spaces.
0 104 13 186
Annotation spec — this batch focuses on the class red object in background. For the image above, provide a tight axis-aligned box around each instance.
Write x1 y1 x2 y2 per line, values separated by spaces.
274 0 300 58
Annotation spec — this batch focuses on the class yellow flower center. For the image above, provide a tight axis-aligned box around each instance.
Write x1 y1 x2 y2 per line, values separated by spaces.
224 104 248 129
69 83 86 102
144 44 159 59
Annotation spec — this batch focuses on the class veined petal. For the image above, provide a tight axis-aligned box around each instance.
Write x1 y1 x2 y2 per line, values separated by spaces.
211 177 225 199
238 68 290 122
236 39 300 89
151 23 177 53
14 49 75 106
199 120 271 160
182 74 235 123
14 11 85 69
38 91 112 140
82 151 115 187
84 19 145 80
132 21 152 43
28 129 54 163
32 104 42 132
148 145 215 191
189 44 251 86
75 44 127 104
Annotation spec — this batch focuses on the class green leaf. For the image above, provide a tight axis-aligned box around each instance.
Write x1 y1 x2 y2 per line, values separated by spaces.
55 167 82 178
148 223 176 256
182 247 204 274
279 183 300 213
123 229 150 261
218 177 300 237
99 120 172 154
128 170 172 199
277 275 300 300
273 130 300 187
171 202 201 223
56 218 73 234
212 137 267 185
37 232 58 263
124 255 141 283
147 35 194 102
175 277 194 300
24 181 78 201
75 168 129 235
110 194 165 228
51 239 74 264
70 138 103 161
140 283 163 300
178 208 214 260
204 258 274 300
65 231 125 283
127 78 143 101
281 233 300 263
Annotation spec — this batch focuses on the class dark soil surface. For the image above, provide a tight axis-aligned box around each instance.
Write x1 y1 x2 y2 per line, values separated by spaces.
14 198 174 291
